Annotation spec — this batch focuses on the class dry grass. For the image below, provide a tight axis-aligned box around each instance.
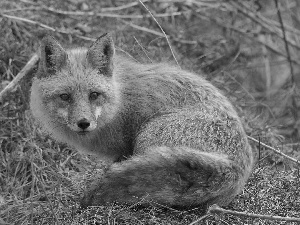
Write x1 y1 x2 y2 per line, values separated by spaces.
1 0 300 224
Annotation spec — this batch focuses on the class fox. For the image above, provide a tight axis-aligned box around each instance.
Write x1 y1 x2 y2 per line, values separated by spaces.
30 33 254 208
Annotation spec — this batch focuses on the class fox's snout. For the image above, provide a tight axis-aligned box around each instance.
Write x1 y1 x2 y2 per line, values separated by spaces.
57 106 100 133
68 116 97 133
77 118 91 130
70 114 98 133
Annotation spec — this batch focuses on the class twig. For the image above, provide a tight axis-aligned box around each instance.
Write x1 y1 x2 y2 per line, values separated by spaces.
274 0 299 138
137 0 179 66
133 36 153 63
188 214 211 225
247 136 300 166
0 13 96 42
121 19 164 37
20 0 149 12
29 5 193 19
120 20 197 45
0 54 39 103
2 7 39 13
208 204 300 222
1 13 56 31
259 35 271 98
98 0 149 12
274 0 295 77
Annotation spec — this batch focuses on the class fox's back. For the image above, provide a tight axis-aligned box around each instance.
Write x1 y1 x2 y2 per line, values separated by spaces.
112 54 251 166
114 54 238 119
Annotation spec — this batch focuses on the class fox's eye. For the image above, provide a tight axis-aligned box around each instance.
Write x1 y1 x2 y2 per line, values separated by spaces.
60 93 71 102
89 92 101 101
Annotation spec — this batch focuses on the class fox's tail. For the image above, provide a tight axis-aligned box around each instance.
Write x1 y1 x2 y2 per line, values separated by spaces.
81 145 252 208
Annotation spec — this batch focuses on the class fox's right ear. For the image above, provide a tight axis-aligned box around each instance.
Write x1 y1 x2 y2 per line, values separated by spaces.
38 35 67 77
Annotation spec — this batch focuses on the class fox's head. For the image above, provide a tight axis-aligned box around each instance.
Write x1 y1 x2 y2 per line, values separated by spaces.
30 33 121 142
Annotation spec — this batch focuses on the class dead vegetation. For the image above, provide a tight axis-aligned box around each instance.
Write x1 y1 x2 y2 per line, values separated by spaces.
1 0 300 224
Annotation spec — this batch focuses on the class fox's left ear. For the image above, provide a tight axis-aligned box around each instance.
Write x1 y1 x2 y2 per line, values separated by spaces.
87 33 115 76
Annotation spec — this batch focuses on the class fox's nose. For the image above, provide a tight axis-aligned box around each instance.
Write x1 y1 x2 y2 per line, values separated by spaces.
77 119 90 130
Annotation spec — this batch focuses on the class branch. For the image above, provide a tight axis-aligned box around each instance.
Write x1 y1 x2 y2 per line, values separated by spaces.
0 54 39 103
247 136 300 166
20 0 150 12
120 20 197 45
2 7 39 13
189 204 300 224
137 0 179 66
188 214 210 225
0 13 96 42
274 0 300 137
260 35 272 98
274 0 295 78
209 204 300 222
98 0 149 12
33 5 192 19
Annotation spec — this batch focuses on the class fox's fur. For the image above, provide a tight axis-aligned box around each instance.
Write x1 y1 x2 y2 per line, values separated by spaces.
30 33 253 208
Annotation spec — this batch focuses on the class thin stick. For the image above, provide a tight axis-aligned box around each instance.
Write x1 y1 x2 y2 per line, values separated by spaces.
247 136 300 166
274 1 297 82
2 7 39 13
0 13 96 42
274 0 299 138
120 20 197 45
30 5 192 19
259 35 271 98
0 54 39 103
137 0 179 66
1 13 56 31
188 214 211 225
133 36 153 63
99 0 149 12
208 204 300 222
20 0 149 13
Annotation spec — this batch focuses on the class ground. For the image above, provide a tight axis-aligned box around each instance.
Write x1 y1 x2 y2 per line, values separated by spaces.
1 0 300 224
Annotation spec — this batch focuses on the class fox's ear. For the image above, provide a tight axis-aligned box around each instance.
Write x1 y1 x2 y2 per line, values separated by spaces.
87 33 115 76
39 35 67 76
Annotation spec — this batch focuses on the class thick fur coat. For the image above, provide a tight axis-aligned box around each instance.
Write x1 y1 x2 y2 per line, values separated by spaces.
30 34 253 208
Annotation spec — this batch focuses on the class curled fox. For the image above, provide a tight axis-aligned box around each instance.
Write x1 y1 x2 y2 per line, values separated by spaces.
30 33 253 208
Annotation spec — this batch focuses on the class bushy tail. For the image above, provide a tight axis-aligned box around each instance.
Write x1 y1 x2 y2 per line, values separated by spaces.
81 145 251 208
